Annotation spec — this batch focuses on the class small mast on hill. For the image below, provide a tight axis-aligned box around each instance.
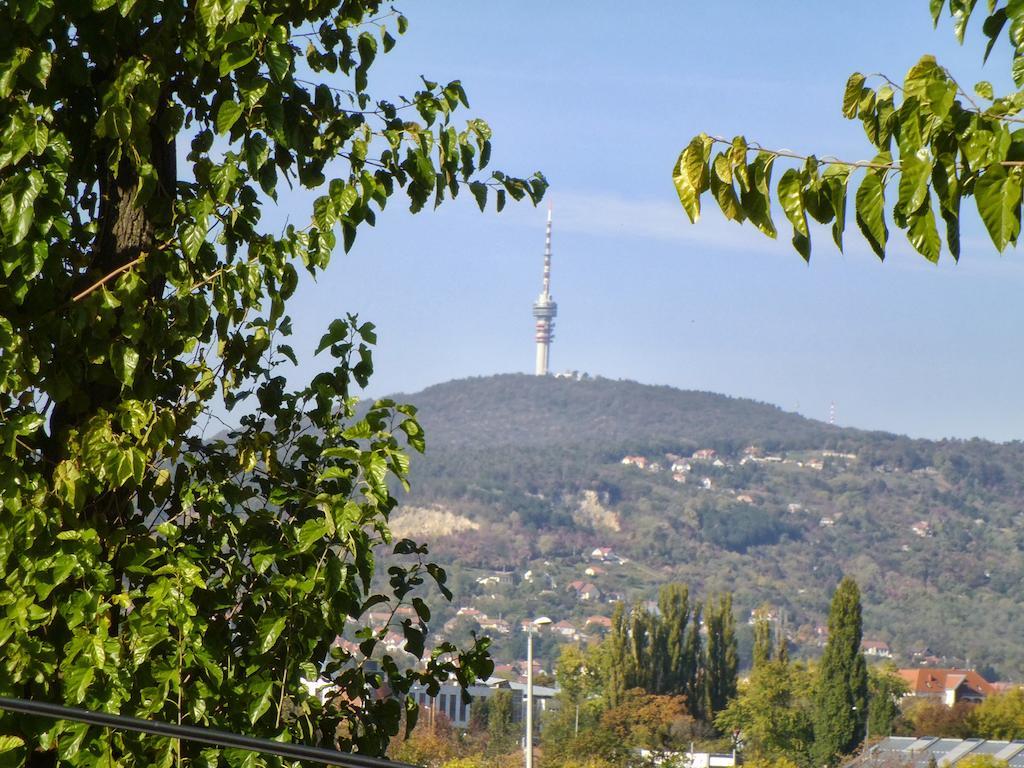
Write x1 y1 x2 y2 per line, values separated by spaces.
533 206 558 376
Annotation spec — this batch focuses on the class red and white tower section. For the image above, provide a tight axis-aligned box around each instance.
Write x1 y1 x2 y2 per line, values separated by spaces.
532 209 557 376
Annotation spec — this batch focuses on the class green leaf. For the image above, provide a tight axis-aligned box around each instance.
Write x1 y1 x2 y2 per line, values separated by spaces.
1013 54 1024 88
710 153 743 222
257 615 286 654
247 679 274 725
216 100 243 135
111 344 140 386
219 46 255 77
0 170 43 246
898 153 931 214
266 42 291 82
855 171 888 259
316 318 349 354
673 134 710 223
181 217 208 259
469 181 487 211
941 206 961 261
297 518 331 551
65 662 95 704
0 736 24 753
974 164 1022 251
843 73 866 119
777 168 809 238
983 10 1007 62
907 202 941 262
930 0 945 25
974 80 994 100
823 166 850 251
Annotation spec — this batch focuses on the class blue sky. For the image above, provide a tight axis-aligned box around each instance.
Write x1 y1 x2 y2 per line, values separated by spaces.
267 2 1024 442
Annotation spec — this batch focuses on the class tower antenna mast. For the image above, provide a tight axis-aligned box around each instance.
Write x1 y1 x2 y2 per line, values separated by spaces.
532 206 557 376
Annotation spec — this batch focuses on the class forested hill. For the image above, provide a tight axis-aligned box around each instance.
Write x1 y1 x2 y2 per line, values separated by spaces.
398 374 847 452
384 374 1024 678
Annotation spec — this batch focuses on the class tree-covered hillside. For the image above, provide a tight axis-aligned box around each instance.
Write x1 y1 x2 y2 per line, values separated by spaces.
386 374 1024 678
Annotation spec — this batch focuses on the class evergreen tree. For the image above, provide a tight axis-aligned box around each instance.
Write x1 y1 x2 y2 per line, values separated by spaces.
606 602 630 707
685 602 705 717
753 616 775 669
628 599 653 690
813 578 869 766
657 582 691 695
703 594 739 719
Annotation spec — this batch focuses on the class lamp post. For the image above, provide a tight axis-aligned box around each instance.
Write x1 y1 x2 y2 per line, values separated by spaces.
525 616 551 768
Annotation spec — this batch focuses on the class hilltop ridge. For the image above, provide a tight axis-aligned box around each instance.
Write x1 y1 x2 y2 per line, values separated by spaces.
381 375 1024 677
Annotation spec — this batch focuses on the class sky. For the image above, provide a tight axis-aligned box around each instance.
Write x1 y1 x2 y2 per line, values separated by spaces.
262 2 1024 442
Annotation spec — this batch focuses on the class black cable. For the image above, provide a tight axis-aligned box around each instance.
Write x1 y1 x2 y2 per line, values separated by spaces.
0 697 417 768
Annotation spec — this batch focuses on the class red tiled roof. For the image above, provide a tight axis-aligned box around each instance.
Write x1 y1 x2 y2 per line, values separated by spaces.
898 668 995 697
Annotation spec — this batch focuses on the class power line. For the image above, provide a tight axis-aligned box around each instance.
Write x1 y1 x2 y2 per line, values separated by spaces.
0 697 417 768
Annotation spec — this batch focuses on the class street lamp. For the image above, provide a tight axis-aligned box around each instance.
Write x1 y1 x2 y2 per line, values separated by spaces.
525 616 551 768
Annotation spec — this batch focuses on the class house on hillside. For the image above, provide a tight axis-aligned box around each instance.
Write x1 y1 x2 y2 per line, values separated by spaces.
479 617 511 635
899 668 995 706
621 455 647 469
861 639 892 658
567 581 602 601
476 571 515 587
912 520 933 537
553 620 578 639
692 449 717 460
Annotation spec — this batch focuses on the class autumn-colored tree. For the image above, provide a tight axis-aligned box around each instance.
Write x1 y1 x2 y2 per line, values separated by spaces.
969 688 1024 739
600 688 695 754
388 714 462 768
897 698 974 738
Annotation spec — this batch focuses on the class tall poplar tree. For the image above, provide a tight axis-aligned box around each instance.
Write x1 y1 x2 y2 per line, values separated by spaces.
656 582 692 696
752 616 774 669
813 578 869 766
703 593 738 720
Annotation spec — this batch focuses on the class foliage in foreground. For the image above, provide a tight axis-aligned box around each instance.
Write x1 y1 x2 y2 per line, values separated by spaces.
675 2 1024 263
0 0 544 765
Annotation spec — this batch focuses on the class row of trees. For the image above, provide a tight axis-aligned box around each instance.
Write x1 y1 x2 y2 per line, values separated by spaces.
390 575 1024 768
539 583 738 766
721 578 902 768
603 584 738 720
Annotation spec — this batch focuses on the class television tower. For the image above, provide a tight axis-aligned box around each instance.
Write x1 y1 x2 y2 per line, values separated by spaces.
533 208 557 376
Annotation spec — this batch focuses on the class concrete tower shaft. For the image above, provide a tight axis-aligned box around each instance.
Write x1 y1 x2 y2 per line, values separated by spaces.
533 208 557 376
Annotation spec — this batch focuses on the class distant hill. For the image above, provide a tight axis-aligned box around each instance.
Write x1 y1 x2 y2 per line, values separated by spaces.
383 374 1024 678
